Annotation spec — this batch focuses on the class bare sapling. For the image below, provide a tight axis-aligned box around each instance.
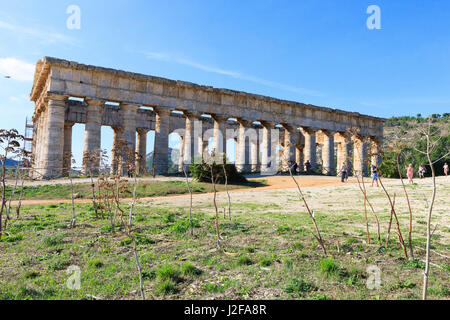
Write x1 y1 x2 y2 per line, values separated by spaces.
285 155 327 255
355 174 381 244
385 193 396 247
15 150 30 219
395 151 415 259
378 175 408 259
221 154 232 220
0 129 24 238
83 150 100 218
182 166 194 236
5 161 20 223
350 132 382 245
125 148 145 300
207 151 221 249
66 153 77 229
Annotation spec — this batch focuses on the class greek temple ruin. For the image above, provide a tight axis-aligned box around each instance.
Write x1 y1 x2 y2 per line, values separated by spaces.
30 57 384 179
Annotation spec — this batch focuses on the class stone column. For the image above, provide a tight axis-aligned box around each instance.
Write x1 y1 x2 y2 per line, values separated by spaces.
153 108 171 175
352 136 367 177
302 128 317 170
62 122 74 177
321 130 335 175
120 103 139 175
236 119 250 172
82 99 104 174
260 122 273 173
178 135 184 173
336 134 351 176
370 137 382 166
111 127 123 175
296 146 304 173
282 125 296 171
183 112 202 171
136 129 148 175
42 94 67 178
251 128 260 172
38 109 48 177
212 115 227 161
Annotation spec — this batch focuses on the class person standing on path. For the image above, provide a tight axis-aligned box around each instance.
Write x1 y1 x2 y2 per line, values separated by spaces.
340 162 348 183
444 162 449 177
406 163 414 184
371 164 379 187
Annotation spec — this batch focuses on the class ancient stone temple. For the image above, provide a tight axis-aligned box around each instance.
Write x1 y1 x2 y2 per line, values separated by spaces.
30 57 384 179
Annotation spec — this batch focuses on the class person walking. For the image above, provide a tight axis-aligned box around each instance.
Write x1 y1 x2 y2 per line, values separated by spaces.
340 161 348 183
127 162 134 178
304 160 312 174
444 162 449 177
418 165 426 179
406 163 414 184
371 164 379 187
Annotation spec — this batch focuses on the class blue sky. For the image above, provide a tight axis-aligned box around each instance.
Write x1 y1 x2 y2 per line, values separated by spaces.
1 0 450 164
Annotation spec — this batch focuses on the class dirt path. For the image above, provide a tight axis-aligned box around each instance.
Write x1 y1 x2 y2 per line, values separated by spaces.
11 175 357 206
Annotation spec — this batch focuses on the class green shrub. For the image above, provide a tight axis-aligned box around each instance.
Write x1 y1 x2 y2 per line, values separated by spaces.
88 258 104 268
190 161 247 184
319 257 338 275
180 263 202 276
259 256 273 267
156 279 177 295
42 233 65 247
284 278 317 296
156 263 182 282
237 255 253 266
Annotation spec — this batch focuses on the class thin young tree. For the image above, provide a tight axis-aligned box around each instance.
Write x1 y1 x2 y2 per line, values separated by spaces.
221 153 232 220
182 166 194 236
83 149 101 218
0 129 24 238
285 154 327 255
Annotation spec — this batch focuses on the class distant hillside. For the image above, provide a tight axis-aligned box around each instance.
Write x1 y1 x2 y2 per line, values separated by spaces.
4 158 20 167
384 114 449 143
146 147 180 173
381 114 449 177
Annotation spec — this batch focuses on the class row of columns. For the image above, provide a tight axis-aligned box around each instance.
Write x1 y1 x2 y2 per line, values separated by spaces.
32 95 380 179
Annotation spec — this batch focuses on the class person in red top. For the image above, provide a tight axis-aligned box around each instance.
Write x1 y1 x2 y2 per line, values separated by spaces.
406 163 414 184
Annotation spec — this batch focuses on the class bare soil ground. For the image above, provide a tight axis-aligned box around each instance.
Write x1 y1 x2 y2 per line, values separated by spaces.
1 175 448 300
11 175 354 206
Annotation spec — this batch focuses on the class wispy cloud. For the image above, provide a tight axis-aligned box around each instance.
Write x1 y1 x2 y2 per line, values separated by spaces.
142 51 324 97
9 94 29 102
0 20 75 45
0 58 34 82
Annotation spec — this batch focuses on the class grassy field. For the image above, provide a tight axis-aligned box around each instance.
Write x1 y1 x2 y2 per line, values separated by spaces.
3 179 265 201
0 176 448 300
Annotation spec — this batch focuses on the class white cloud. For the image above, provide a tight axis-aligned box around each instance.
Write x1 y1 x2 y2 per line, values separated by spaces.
9 94 28 102
0 20 75 45
142 50 323 97
0 58 34 82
